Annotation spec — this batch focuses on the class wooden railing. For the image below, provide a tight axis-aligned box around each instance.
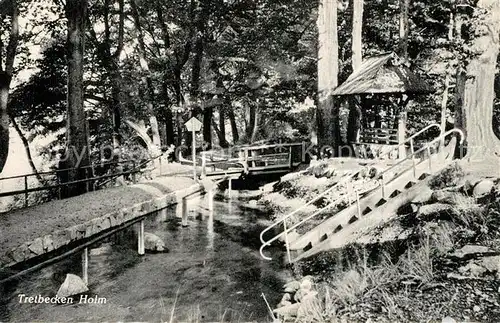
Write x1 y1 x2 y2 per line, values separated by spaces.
200 142 308 177
359 128 399 144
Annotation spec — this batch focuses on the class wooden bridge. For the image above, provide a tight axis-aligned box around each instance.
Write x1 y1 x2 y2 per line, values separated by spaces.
196 142 308 179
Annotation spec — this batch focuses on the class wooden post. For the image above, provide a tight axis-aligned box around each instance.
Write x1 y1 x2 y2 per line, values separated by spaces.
138 220 145 255
24 176 28 207
289 146 293 169
82 247 89 285
132 160 137 184
201 153 207 177
228 178 233 198
192 128 197 181
410 139 416 178
208 189 214 213
181 197 188 227
398 110 407 159
301 142 307 163
243 149 249 174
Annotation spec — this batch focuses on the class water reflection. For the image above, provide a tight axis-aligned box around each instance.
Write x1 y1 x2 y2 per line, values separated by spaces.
0 192 288 322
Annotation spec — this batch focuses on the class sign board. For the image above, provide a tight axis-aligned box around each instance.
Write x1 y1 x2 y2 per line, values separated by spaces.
184 117 203 132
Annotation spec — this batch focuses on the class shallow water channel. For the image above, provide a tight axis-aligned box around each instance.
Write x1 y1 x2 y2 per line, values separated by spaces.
0 193 290 322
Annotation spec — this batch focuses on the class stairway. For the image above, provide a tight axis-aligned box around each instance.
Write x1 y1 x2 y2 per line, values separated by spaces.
259 128 464 263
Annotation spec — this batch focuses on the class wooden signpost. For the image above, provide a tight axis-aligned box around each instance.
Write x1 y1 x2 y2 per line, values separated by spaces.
184 117 203 181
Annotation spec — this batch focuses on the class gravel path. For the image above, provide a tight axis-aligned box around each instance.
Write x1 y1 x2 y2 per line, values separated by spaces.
0 177 196 262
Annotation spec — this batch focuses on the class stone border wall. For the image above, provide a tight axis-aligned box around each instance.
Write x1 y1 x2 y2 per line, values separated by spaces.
1 183 203 268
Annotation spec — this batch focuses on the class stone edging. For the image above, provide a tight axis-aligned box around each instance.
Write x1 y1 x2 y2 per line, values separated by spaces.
1 183 203 268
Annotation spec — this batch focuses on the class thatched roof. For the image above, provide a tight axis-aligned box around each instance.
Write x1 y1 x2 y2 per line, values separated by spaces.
332 53 434 96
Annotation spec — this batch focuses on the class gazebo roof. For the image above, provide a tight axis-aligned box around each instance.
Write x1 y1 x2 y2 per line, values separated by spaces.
332 52 434 96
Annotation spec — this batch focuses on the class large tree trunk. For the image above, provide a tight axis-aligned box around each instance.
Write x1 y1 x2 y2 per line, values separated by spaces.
130 0 161 156
347 0 363 145
458 0 500 176
351 0 363 71
317 0 340 152
0 0 19 174
65 0 91 196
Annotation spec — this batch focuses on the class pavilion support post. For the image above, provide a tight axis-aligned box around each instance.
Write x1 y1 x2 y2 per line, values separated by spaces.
396 96 410 159
398 111 407 159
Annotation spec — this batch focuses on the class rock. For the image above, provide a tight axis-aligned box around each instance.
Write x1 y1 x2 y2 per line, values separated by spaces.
417 203 452 219
459 262 487 277
56 274 89 298
283 280 300 293
431 190 464 204
473 305 481 312
90 244 113 256
412 186 434 204
28 238 44 256
273 302 300 319
299 278 313 291
280 293 291 303
277 300 292 309
479 256 500 274
442 316 457 323
249 200 258 206
144 233 167 252
473 180 494 198
294 288 306 302
452 245 493 259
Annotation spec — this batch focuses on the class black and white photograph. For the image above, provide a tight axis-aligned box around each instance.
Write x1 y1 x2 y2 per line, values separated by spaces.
0 0 500 321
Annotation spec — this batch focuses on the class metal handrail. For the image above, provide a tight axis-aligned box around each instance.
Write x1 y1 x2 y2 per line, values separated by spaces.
259 124 441 247
259 128 464 261
258 170 361 244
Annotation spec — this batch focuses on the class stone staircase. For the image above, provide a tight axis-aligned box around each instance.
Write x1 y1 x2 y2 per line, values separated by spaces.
259 128 464 263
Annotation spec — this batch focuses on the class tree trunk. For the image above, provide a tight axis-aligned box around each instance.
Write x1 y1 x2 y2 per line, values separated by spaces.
351 0 363 71
228 108 239 144
458 0 500 176
247 104 256 141
250 107 260 143
347 0 363 146
0 0 19 174
399 0 410 61
65 0 91 196
203 106 212 149
218 106 229 148
317 0 340 151
130 0 161 155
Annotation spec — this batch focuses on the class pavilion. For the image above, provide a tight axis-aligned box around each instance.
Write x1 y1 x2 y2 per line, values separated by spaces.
332 52 434 159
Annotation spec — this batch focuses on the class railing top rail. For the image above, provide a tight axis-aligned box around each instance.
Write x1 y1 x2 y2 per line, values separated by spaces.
0 159 138 182
236 142 305 151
